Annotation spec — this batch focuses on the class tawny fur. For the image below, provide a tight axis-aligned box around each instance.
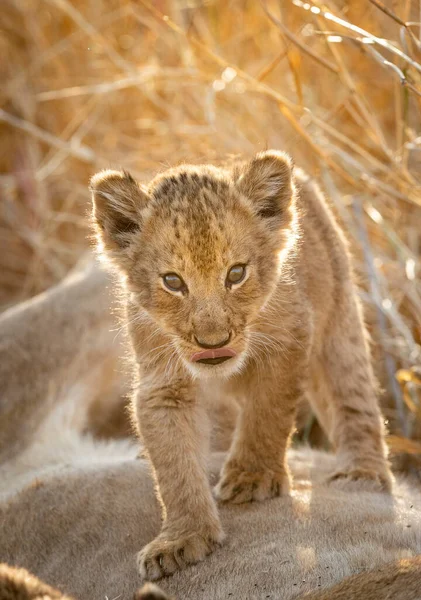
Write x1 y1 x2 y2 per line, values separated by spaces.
304 556 421 600
0 564 74 600
0 262 420 600
0 565 168 600
90 151 392 579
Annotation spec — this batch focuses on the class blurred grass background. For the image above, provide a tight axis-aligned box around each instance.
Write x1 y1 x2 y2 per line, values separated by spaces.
1 0 420 463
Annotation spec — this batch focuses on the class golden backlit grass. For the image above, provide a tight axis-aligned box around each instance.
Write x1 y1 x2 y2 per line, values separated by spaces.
1 0 420 453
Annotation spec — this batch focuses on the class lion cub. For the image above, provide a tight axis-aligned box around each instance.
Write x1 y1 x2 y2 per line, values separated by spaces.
91 151 392 580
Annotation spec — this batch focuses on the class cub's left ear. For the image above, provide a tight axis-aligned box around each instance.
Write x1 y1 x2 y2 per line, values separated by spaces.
235 150 294 224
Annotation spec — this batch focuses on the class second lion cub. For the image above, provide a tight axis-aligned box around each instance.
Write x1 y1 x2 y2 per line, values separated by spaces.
90 151 392 580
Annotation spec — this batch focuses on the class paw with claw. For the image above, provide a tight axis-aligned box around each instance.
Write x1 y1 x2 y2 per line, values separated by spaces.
214 463 290 504
137 524 224 580
328 464 393 491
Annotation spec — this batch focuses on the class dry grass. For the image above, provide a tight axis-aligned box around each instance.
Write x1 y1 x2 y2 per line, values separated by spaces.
1 0 420 454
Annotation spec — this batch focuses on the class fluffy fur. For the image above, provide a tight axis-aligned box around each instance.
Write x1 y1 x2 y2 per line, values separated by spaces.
0 565 169 600
0 261 420 600
0 564 74 600
90 151 392 579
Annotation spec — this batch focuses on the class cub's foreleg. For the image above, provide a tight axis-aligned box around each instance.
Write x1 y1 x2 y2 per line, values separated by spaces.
136 374 224 580
215 336 308 503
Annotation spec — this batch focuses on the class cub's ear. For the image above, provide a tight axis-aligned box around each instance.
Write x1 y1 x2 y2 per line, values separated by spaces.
90 170 150 255
235 150 294 225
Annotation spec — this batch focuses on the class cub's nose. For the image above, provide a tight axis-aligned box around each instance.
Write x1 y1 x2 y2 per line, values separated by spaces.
194 332 232 349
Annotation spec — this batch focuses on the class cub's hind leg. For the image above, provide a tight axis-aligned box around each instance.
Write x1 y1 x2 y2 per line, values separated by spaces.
308 285 392 490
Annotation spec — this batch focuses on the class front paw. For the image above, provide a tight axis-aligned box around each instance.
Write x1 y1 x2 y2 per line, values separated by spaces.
214 465 290 504
137 525 224 581
328 464 393 491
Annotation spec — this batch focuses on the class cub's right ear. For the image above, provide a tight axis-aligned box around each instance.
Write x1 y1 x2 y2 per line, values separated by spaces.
90 170 150 257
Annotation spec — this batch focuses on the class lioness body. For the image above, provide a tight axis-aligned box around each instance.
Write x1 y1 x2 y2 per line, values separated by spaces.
91 152 391 580
2 258 420 600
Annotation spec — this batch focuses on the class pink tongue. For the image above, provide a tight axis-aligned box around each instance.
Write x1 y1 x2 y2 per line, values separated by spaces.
191 347 237 362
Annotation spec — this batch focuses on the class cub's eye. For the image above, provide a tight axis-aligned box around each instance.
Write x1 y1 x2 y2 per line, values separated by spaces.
162 273 186 293
226 264 247 287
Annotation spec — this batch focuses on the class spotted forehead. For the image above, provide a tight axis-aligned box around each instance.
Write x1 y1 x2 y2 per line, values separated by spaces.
150 169 230 210
148 169 238 272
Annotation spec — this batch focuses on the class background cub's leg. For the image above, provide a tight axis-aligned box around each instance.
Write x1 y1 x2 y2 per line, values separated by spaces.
215 344 308 504
309 285 392 489
135 377 224 581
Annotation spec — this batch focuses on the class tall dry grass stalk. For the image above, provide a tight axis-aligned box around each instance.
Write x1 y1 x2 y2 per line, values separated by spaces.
1 0 420 454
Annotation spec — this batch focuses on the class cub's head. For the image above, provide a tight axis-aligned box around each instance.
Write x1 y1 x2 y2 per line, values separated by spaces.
91 151 297 378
